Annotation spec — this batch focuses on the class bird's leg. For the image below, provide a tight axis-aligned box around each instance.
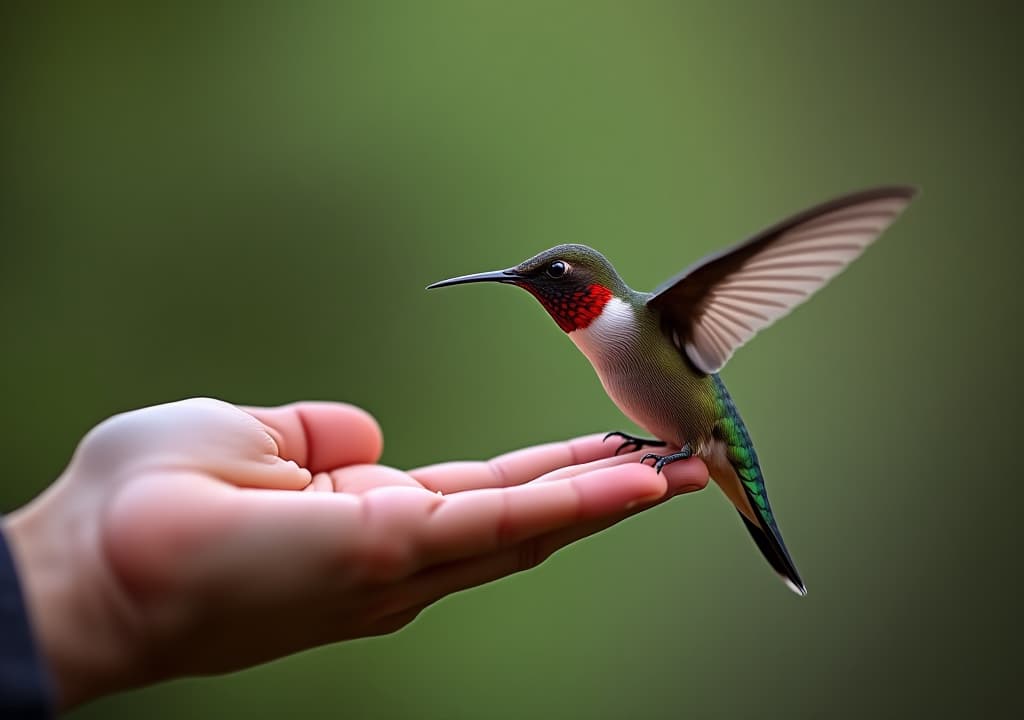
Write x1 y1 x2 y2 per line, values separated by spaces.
641 442 694 474
603 431 668 456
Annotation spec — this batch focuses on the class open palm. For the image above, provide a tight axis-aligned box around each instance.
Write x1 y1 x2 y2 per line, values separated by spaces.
6 398 708 709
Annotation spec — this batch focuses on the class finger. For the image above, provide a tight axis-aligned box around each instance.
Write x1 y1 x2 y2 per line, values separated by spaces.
409 433 622 493
243 402 383 473
407 462 668 570
363 478 710 622
306 471 336 493
531 450 708 492
315 464 424 494
409 457 709 569
74 398 315 491
217 454 314 491
508 469 709 560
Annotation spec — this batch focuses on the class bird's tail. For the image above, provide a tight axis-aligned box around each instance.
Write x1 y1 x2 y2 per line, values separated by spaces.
710 375 806 595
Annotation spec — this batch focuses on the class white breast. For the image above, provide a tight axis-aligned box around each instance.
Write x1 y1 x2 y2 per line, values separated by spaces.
568 297 658 433
568 296 636 363
567 296 703 448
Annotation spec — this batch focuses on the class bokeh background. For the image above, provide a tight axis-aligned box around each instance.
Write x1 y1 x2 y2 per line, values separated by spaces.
2 2 1020 718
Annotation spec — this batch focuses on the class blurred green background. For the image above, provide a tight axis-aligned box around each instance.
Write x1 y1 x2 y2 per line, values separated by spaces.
1 1 1019 718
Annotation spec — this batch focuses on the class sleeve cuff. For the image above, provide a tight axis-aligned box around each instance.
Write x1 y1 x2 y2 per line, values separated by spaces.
0 520 55 719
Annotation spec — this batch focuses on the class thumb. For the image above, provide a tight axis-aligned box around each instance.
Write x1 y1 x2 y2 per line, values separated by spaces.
72 398 312 490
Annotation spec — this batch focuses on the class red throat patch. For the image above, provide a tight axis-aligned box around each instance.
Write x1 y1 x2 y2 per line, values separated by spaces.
524 283 614 333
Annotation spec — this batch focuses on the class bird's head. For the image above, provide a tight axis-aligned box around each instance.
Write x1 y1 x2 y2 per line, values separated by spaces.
427 244 629 333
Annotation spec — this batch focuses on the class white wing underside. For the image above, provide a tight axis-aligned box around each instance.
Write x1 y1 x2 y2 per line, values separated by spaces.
686 195 913 374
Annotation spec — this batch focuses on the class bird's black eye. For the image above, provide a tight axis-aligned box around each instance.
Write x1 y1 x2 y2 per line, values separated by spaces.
546 260 567 278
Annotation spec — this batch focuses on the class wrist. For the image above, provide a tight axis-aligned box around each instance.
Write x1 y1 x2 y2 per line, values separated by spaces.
5 480 142 710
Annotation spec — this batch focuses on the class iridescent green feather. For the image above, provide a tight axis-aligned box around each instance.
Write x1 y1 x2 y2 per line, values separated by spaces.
712 376 777 527
711 374 804 592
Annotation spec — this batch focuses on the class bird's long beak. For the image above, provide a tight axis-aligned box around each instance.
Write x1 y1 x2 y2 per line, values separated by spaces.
426 269 519 290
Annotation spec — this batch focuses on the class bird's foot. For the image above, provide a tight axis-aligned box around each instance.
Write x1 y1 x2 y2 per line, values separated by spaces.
640 443 694 474
603 431 667 456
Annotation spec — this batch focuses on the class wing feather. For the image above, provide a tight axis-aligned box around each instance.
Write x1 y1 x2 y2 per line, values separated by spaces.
648 186 917 374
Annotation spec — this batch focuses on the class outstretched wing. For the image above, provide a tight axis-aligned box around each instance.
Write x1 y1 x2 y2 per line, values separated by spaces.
648 186 918 374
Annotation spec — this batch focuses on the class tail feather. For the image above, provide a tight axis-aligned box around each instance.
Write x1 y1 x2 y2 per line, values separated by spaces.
738 513 806 596
711 375 806 595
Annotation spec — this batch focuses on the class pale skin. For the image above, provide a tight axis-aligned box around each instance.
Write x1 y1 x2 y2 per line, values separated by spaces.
2 398 708 711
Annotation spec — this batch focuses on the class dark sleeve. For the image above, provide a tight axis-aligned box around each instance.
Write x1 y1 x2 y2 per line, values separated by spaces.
0 521 55 719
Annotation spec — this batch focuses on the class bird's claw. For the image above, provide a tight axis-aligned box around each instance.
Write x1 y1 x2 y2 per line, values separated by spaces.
603 431 667 456
615 439 639 455
639 444 695 474
640 452 664 471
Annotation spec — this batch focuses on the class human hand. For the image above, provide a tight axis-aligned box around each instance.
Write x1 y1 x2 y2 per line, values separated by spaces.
3 398 707 710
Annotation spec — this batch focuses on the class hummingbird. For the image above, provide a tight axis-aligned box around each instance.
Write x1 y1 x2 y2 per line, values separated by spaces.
427 186 917 595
